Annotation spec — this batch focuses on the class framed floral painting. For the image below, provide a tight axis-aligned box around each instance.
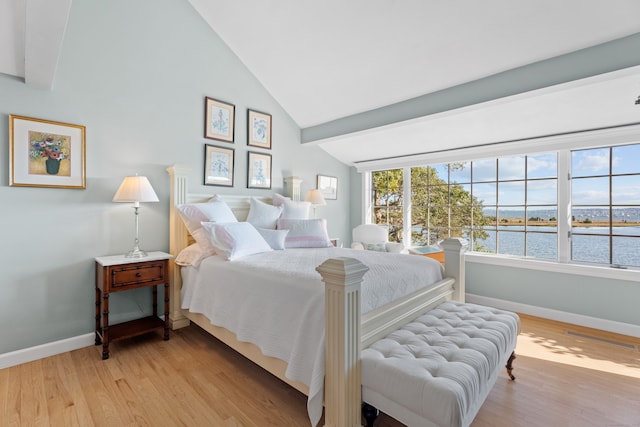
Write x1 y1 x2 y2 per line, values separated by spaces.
9 115 86 189
247 151 272 189
247 109 272 149
205 97 235 142
204 144 234 187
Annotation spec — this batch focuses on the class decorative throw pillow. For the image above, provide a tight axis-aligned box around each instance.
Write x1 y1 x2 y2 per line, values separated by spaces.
365 242 387 252
272 193 311 219
201 221 272 260
257 228 289 250
177 197 237 234
175 243 210 267
177 197 237 253
277 218 332 248
385 242 405 253
246 197 283 229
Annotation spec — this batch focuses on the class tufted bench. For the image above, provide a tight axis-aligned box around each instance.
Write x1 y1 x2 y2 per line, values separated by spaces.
361 301 519 427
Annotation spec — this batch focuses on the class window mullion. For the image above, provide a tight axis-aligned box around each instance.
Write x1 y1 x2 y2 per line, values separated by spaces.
403 167 412 248
557 150 571 262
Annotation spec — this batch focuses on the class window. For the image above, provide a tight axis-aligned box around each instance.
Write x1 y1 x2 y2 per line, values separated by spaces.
571 145 640 266
371 169 403 242
368 142 640 268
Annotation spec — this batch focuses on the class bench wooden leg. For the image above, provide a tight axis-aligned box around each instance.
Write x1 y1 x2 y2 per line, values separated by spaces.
506 351 516 381
362 403 380 427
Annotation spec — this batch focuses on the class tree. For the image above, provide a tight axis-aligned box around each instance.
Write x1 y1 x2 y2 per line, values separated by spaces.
372 166 491 248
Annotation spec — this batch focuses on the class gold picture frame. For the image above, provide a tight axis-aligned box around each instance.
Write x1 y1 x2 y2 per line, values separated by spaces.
9 115 86 189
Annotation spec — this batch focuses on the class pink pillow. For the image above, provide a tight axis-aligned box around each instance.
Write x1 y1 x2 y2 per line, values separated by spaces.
277 218 332 248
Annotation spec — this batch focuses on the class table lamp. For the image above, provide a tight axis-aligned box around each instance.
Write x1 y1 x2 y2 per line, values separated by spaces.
112 175 159 258
305 189 326 218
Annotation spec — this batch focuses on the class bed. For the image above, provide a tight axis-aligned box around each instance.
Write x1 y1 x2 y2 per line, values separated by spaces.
166 164 467 426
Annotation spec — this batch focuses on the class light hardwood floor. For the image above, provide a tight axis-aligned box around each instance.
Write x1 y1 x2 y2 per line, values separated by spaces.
2 314 639 426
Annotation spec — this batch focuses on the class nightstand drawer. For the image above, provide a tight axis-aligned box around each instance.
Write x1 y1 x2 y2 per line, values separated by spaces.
111 262 166 288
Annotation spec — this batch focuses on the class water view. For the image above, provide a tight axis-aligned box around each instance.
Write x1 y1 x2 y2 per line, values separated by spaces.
473 226 640 266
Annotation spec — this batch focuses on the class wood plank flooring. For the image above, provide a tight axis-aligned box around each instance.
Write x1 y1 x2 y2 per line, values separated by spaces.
2 314 639 426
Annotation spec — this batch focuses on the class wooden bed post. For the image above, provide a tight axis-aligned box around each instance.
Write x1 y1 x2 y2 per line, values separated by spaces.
166 164 191 329
317 257 369 427
440 238 468 303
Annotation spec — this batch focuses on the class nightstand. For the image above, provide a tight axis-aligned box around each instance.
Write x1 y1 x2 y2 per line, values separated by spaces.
408 246 445 264
95 251 172 360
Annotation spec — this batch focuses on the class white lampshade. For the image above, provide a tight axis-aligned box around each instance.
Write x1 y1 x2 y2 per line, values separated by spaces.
305 189 326 206
113 176 159 206
112 175 159 258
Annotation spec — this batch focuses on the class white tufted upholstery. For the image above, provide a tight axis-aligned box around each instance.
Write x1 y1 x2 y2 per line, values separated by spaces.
362 301 519 427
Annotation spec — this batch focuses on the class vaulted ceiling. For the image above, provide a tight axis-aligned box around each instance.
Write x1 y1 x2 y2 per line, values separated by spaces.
3 1 640 166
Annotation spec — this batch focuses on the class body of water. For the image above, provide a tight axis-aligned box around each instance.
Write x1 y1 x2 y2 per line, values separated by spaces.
473 226 640 266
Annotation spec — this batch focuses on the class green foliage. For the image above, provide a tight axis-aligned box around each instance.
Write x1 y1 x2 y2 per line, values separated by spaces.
372 166 490 246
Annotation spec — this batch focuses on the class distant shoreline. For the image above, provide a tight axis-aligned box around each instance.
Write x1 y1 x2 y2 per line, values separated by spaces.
493 218 640 227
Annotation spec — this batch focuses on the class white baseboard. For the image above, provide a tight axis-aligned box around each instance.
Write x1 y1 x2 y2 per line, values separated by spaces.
0 333 95 370
466 293 640 339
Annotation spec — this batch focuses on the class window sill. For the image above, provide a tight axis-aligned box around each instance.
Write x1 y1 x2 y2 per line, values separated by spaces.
465 252 640 282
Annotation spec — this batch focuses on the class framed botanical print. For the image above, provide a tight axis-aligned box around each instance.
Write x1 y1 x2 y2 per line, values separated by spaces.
317 174 338 200
247 151 272 189
247 109 272 149
205 97 235 142
9 115 86 189
204 144 234 187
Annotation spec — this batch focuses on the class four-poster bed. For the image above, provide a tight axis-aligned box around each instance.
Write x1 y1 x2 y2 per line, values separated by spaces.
165 164 468 426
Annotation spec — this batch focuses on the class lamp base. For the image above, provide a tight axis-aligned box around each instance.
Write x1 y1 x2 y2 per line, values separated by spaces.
125 248 148 258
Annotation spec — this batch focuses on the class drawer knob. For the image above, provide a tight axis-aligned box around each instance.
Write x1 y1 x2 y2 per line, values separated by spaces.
136 272 142 277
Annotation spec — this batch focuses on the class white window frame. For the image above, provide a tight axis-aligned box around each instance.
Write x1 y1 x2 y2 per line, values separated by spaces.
360 123 640 281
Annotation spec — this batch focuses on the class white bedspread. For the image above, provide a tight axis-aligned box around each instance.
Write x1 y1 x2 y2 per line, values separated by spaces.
180 247 443 426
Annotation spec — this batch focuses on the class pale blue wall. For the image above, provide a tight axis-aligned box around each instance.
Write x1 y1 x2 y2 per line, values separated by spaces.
0 0 350 354
466 263 639 326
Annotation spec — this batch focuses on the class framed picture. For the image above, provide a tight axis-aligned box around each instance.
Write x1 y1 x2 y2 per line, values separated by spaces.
317 174 338 200
204 144 234 187
204 97 235 142
247 109 272 149
247 151 272 189
9 115 86 189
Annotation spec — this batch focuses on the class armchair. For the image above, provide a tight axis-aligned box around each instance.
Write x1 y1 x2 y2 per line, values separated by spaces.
350 224 405 253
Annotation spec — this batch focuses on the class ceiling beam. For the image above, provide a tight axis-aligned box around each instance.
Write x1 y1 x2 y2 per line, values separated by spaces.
24 0 72 89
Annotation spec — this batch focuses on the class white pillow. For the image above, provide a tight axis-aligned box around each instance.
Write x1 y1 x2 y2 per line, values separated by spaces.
364 242 387 252
277 218 332 248
257 228 289 250
177 198 237 233
175 243 210 267
385 242 405 253
177 197 237 253
246 197 282 229
201 221 272 260
272 193 290 207
281 200 311 219
272 193 310 219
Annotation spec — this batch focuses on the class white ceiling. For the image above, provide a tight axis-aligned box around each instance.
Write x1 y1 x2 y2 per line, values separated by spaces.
189 0 640 128
3 1 640 166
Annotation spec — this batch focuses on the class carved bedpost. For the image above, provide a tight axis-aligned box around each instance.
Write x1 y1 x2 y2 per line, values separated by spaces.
317 257 369 427
166 164 191 329
440 238 468 303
